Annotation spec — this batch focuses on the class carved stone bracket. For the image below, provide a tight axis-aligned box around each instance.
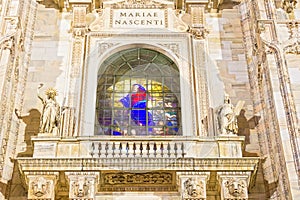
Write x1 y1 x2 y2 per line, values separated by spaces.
25 172 59 200
178 172 210 200
65 172 99 200
217 172 250 200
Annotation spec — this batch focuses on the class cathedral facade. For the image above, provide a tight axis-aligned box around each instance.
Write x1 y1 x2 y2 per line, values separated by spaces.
0 0 300 199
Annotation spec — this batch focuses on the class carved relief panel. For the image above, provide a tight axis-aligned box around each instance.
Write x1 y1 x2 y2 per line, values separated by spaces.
217 173 250 200
26 173 58 200
66 172 98 200
178 173 210 200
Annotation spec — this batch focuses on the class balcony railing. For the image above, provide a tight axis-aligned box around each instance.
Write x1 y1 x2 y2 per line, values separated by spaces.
89 141 185 158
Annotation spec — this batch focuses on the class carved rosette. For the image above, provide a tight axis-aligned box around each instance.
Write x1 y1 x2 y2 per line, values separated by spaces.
178 173 210 200
26 173 58 200
217 173 250 200
66 172 99 200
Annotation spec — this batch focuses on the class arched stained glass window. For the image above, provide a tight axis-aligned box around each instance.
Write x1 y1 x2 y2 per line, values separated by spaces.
95 48 181 136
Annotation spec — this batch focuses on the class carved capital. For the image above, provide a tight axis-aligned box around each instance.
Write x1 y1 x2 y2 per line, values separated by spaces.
282 0 297 14
178 172 210 200
217 172 250 200
188 27 209 40
66 172 99 200
25 172 59 200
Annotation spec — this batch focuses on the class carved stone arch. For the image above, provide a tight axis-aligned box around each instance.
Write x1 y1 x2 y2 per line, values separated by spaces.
81 39 195 137
95 46 182 136
95 43 182 73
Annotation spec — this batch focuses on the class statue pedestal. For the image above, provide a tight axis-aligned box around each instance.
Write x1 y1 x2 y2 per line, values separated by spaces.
32 136 60 158
216 135 244 158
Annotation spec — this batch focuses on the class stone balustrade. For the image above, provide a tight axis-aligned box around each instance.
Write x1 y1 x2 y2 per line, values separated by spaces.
89 140 185 158
31 136 246 158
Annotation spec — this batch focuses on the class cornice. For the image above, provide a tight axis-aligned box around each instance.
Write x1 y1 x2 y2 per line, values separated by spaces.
17 157 259 172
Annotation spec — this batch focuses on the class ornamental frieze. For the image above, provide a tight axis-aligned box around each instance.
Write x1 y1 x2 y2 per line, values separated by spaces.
102 172 173 185
99 171 177 192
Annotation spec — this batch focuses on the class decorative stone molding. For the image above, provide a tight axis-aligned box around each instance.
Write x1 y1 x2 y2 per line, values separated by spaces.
97 42 120 55
18 156 259 171
158 43 180 56
25 172 59 200
66 172 99 200
99 171 176 192
60 107 76 137
216 136 244 158
217 172 250 200
178 172 210 200
109 0 169 9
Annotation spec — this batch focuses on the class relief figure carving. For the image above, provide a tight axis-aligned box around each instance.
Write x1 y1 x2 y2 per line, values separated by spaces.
224 178 246 197
31 176 50 197
71 177 90 197
184 178 204 198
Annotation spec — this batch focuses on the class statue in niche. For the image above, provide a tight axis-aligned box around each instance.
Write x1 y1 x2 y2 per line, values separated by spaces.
218 95 240 135
37 83 60 134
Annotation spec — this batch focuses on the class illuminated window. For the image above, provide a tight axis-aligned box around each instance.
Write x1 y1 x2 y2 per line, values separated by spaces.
95 48 181 136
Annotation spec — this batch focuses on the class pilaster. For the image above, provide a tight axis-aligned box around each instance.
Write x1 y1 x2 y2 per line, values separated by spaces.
64 4 89 137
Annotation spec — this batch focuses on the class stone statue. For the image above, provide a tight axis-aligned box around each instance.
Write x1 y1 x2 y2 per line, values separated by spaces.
218 95 238 135
38 83 60 134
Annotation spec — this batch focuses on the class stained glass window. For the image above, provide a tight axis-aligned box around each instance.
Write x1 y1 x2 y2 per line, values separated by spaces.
95 48 181 136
